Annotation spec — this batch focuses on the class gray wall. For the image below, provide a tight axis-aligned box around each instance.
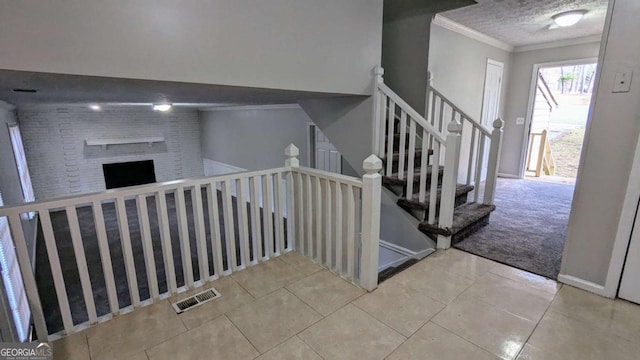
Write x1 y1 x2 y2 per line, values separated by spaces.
0 0 382 96
429 24 512 122
500 42 601 176
200 107 311 171
561 0 640 286
382 13 433 113
299 96 374 176
428 23 512 182
19 106 204 200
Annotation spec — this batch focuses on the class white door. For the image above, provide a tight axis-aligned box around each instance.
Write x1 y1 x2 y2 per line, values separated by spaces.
479 59 503 180
315 127 341 174
620 201 640 304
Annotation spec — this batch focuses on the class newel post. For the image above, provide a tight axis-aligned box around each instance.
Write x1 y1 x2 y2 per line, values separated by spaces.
484 119 504 205
285 144 299 252
360 154 382 291
285 144 300 168
437 120 463 249
372 66 385 157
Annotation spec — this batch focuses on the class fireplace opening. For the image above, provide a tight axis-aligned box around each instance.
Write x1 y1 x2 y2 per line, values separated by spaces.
103 160 156 189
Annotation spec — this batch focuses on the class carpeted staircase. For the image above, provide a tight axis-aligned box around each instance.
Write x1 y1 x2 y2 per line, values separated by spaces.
381 123 496 246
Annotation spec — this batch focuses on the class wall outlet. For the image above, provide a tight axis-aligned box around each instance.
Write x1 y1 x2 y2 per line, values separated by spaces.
613 70 633 93
516 117 525 125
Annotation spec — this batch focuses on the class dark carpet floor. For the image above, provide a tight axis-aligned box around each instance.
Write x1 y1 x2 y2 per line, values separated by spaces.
35 189 284 334
454 178 574 279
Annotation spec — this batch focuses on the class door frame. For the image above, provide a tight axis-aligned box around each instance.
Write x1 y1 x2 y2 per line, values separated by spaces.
517 57 598 178
481 58 504 127
479 59 504 180
604 132 640 298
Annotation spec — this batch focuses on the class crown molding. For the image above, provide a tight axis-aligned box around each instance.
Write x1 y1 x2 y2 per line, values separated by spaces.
513 35 602 53
200 104 300 112
432 14 515 53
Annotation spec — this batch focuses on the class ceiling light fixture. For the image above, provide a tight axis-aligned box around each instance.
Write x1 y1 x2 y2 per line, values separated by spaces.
152 103 172 112
552 10 588 27
89 104 101 111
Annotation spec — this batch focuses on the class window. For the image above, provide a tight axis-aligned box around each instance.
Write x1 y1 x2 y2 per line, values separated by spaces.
8 124 35 219
0 192 30 341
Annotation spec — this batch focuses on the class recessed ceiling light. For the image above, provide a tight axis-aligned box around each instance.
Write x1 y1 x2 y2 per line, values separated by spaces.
89 104 101 111
152 103 172 112
552 10 588 27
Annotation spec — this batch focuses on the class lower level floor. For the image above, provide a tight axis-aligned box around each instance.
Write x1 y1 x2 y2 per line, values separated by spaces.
52 248 640 360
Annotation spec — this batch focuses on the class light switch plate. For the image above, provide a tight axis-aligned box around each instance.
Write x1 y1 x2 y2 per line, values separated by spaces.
613 70 633 93
516 117 525 125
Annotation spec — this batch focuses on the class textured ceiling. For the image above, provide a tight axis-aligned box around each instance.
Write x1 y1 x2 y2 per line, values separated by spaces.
441 0 609 47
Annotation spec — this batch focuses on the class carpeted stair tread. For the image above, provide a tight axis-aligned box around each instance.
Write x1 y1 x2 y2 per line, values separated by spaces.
417 202 496 237
397 184 474 210
382 166 444 187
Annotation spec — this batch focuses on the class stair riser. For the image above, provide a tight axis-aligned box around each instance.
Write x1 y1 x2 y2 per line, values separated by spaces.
398 192 469 221
451 214 491 245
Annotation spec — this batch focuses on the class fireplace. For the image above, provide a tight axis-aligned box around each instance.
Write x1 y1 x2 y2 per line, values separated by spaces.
103 160 156 189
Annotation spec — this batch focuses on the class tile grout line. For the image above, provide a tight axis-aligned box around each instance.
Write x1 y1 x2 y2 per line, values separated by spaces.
512 283 564 359
222 313 262 357
295 335 327 360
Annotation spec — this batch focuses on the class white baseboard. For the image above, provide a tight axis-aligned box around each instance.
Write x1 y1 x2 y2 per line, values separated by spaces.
498 172 521 179
379 240 435 259
557 274 608 297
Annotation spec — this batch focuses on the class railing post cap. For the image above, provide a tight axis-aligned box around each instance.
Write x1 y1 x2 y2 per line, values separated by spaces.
363 155 383 173
447 120 463 134
493 118 505 129
285 143 299 157
373 66 384 76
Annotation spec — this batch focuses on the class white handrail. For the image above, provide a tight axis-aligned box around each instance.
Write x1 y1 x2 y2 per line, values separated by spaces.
1 144 381 340
377 82 446 144
429 86 491 137
0 167 291 215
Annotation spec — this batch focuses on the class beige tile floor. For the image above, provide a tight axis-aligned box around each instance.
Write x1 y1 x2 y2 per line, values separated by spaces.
52 249 640 360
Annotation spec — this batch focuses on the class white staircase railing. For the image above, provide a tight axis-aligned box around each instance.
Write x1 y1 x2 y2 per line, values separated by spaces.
372 66 503 249
0 145 382 341
426 85 504 206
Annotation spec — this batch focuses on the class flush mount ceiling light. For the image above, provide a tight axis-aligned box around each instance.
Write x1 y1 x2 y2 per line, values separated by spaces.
552 10 588 27
152 103 172 112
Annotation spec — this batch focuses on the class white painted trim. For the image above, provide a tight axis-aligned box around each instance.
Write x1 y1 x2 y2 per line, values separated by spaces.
378 240 434 271
558 274 607 296
604 119 640 298
482 58 505 128
379 240 434 259
497 172 521 179
432 15 514 53
514 35 602 53
85 137 165 148
518 57 599 178
200 104 300 112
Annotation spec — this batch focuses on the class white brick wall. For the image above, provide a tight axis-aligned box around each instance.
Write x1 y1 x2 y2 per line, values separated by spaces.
18 106 204 200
